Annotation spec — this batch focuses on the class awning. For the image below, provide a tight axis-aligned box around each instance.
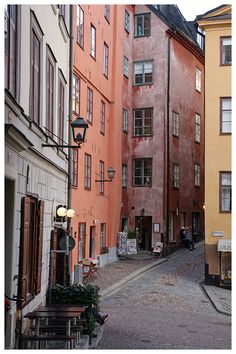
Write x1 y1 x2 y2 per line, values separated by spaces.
217 239 231 252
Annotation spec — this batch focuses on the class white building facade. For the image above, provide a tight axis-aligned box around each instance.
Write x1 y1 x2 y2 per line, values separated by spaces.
5 5 70 348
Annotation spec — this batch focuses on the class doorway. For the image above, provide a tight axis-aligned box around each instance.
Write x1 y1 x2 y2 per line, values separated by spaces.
135 216 152 251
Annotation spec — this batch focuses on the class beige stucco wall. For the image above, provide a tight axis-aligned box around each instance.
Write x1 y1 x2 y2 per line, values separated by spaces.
199 6 232 280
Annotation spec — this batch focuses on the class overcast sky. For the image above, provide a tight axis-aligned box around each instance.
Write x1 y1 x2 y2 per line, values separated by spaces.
175 1 230 21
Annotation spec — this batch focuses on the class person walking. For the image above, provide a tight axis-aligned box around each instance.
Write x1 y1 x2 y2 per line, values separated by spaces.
185 226 195 251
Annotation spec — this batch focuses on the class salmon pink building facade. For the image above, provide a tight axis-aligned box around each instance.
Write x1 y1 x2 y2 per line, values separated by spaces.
70 4 205 276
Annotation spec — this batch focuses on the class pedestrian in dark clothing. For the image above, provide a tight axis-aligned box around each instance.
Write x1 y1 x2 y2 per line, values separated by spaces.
180 227 195 250
185 227 195 250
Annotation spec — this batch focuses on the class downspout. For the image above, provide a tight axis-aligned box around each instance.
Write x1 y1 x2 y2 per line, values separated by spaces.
67 4 74 284
166 33 172 246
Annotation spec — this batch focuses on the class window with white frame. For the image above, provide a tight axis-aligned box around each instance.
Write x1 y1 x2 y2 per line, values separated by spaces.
73 74 80 114
122 164 128 188
195 113 201 143
134 108 153 136
58 73 65 144
90 24 96 58
103 42 109 77
220 172 231 212
220 97 231 134
172 111 179 137
87 87 93 123
124 56 129 77
196 67 201 92
46 47 55 137
84 153 91 189
77 6 84 48
220 37 231 65
99 160 105 194
133 158 152 187
123 109 128 132
134 13 151 37
100 100 105 135
194 163 200 187
125 10 130 33
5 5 18 98
104 5 110 22
72 149 78 187
173 164 179 188
134 61 153 85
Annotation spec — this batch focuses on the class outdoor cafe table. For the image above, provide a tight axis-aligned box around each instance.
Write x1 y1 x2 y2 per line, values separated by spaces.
25 308 86 349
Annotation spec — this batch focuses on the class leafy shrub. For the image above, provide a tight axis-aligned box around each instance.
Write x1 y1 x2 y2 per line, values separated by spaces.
51 283 100 336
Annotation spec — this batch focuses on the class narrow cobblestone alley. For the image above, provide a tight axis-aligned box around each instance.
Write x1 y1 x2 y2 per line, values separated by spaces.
96 244 231 349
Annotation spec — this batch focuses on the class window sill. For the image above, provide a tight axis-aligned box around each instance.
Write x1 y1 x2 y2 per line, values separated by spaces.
134 34 151 38
133 82 153 87
133 134 153 138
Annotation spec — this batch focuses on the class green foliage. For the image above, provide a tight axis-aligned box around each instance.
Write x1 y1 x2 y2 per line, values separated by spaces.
51 283 100 336
127 229 137 239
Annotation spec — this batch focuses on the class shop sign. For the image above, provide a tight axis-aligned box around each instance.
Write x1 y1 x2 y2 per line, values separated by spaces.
217 239 231 252
212 231 224 237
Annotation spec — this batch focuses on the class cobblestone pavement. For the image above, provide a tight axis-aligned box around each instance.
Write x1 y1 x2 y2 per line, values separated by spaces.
94 244 231 350
86 251 158 290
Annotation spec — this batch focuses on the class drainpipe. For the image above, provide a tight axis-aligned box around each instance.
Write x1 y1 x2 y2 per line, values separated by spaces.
166 33 172 246
67 4 74 284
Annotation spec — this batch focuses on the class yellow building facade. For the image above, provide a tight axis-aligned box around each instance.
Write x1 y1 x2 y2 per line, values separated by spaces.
197 5 231 287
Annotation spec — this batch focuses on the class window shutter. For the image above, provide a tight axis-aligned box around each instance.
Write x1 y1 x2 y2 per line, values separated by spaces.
18 196 31 309
35 200 44 295
50 229 58 287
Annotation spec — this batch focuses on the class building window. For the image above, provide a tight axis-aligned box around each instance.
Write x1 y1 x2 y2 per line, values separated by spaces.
134 13 151 37
122 164 128 188
196 67 201 92
133 158 152 187
125 10 130 33
195 113 201 143
103 42 109 78
197 26 204 50
124 56 129 78
73 74 80 115
99 160 105 194
173 164 179 188
100 223 106 250
58 5 66 20
172 111 179 137
104 5 110 23
90 24 96 58
46 48 55 137
58 74 65 144
220 172 231 212
87 87 93 124
194 163 200 187
220 97 231 134
4 5 18 98
220 37 231 65
72 149 78 187
30 12 43 125
134 61 153 85
123 109 128 133
100 100 105 135
84 154 91 190
78 223 86 261
19 197 44 309
134 108 153 136
77 6 84 48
